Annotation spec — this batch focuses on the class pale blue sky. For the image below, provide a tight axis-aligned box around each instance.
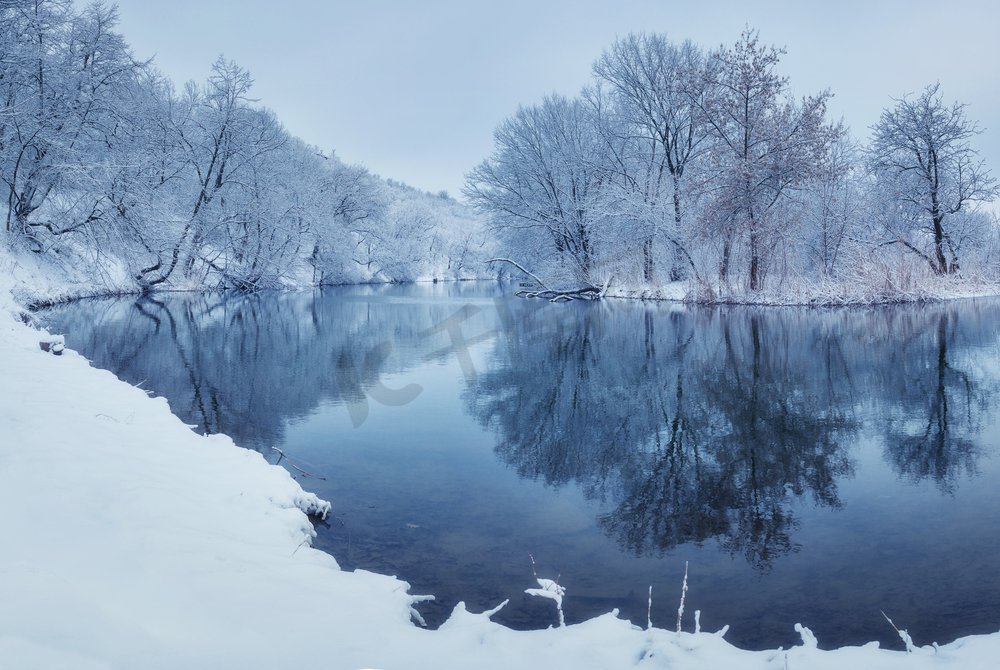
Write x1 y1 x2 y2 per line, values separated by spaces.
110 0 1000 198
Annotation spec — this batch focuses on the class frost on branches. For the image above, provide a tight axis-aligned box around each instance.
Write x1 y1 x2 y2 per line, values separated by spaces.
465 30 1000 303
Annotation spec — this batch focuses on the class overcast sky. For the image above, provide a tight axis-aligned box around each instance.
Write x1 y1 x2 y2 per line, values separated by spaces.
110 0 1000 199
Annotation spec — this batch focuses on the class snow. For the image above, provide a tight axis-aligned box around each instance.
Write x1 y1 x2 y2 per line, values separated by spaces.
525 577 567 628
604 277 1000 306
3 275 1000 668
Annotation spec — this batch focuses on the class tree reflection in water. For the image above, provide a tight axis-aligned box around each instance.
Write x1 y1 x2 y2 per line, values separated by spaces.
40 288 1000 577
882 312 983 492
41 284 500 452
470 299 999 569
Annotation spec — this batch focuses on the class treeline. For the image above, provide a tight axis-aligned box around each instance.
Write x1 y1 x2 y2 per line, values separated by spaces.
465 30 1000 301
1 1 491 293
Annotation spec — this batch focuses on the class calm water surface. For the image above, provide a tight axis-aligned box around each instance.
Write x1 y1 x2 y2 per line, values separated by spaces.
38 283 1000 650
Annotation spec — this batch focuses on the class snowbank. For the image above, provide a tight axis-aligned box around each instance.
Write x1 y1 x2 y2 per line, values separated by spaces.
2 281 999 669
605 276 1000 306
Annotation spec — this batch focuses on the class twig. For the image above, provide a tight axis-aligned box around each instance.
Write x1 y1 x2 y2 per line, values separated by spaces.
676 561 689 633
647 585 653 630
486 258 551 291
291 535 311 556
880 610 915 653
409 594 435 627
270 447 327 480
525 553 566 628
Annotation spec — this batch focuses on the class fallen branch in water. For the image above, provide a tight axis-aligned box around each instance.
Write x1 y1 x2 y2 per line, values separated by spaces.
486 258 606 302
516 286 602 301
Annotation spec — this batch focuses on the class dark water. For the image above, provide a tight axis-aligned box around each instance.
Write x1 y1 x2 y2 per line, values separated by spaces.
38 284 1000 650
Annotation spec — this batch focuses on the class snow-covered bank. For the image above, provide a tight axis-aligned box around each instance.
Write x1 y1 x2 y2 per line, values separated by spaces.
4 282 1000 669
0 243 497 311
604 276 1000 306
7 239 998 312
1 247 138 309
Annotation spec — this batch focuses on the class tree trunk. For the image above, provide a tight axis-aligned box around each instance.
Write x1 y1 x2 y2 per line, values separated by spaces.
719 237 732 286
933 215 948 275
748 209 761 291
643 236 654 283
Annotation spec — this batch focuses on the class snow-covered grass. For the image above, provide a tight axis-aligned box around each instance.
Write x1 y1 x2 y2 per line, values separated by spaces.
3 267 1000 668
605 275 1000 306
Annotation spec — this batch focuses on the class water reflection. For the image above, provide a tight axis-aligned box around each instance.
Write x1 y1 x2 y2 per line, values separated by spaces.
882 312 984 492
41 284 499 451
469 300 1000 567
39 289 1000 577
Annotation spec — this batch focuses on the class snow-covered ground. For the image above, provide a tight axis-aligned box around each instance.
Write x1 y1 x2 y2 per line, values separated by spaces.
605 277 1000 306
2 271 1000 669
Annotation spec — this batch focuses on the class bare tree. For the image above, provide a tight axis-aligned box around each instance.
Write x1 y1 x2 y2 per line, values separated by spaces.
1 0 141 244
869 83 998 274
1 4 486 293
701 29 836 291
592 34 712 283
465 95 605 288
802 136 863 278
136 57 284 289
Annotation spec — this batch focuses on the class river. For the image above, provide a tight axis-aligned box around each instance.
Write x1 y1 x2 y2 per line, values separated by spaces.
38 282 1000 650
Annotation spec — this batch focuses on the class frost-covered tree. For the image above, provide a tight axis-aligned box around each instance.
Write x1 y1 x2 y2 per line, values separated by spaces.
356 182 492 282
592 34 711 282
305 154 385 285
135 58 288 289
799 136 863 279
1 0 142 245
469 28 853 297
2 2 488 292
465 95 606 287
701 29 836 291
869 83 998 274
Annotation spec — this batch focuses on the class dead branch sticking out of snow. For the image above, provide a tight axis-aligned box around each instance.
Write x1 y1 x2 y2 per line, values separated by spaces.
525 553 566 627
676 560 689 633
881 610 916 653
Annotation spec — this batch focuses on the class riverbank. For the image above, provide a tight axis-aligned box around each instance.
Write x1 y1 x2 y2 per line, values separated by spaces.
605 276 1000 306
1 244 500 312
8 241 1000 311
